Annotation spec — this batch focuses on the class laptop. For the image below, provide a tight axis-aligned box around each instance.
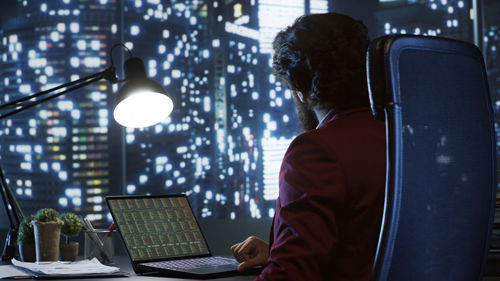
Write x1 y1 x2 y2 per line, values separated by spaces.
106 194 241 278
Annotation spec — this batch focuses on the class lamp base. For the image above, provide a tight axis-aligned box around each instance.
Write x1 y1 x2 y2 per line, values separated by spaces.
1 228 17 261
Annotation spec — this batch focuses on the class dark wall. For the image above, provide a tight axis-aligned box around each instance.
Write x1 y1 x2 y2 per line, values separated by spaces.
0 0 17 29
331 0 380 39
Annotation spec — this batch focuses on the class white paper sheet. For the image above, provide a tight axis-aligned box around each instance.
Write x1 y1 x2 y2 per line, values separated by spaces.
10 258 120 275
0 265 31 279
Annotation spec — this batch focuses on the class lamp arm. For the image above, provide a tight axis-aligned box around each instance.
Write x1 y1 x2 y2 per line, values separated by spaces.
0 66 116 260
0 67 116 119
0 167 24 227
0 75 103 120
0 166 23 261
0 70 102 110
0 177 16 229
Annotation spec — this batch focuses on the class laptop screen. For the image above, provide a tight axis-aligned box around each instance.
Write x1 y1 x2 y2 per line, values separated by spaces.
107 195 210 262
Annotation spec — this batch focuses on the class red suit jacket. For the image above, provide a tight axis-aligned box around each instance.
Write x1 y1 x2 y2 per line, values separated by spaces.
257 107 386 281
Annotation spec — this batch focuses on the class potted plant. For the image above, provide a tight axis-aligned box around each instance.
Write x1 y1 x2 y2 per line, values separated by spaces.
59 213 82 261
31 208 63 262
16 215 36 262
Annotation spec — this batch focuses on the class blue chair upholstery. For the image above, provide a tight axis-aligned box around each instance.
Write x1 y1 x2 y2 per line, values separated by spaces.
367 35 497 281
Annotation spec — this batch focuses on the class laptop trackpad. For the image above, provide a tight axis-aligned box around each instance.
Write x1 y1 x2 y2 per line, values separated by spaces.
178 264 238 274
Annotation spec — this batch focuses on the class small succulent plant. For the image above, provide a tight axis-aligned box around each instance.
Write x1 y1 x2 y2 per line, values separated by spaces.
60 213 83 243
16 215 35 245
34 208 60 222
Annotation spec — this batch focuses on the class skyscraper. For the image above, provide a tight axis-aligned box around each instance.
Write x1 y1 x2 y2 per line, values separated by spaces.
0 0 120 223
119 0 218 218
483 0 500 251
121 0 327 220
0 0 329 224
376 0 473 41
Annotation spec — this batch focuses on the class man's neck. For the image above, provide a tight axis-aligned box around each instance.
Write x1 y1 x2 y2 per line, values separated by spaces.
314 107 337 129
313 107 332 124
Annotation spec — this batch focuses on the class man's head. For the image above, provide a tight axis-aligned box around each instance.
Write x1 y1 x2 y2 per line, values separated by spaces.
272 13 370 131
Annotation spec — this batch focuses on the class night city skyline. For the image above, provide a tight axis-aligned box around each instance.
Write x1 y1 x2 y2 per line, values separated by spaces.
0 2 498 257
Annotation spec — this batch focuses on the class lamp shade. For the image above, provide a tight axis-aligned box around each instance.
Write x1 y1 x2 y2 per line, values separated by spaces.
113 57 173 128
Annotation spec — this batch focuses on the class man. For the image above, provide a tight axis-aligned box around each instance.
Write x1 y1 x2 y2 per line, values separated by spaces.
231 13 386 281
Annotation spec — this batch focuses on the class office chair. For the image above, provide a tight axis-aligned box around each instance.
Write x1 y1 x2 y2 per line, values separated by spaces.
367 35 497 281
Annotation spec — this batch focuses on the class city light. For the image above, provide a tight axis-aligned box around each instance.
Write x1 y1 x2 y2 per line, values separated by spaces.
3 0 492 225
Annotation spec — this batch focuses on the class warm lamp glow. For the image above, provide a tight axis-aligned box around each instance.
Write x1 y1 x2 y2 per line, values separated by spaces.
112 57 174 128
113 91 173 128
0 46 176 262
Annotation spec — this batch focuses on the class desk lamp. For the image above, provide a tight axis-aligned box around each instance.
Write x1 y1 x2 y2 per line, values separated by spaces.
0 44 174 261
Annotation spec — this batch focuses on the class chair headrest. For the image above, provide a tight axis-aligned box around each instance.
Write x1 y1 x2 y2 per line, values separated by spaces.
366 35 394 122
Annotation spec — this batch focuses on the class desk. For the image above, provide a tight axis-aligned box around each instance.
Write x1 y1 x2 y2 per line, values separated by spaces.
0 256 257 281
90 256 257 281
2 256 500 280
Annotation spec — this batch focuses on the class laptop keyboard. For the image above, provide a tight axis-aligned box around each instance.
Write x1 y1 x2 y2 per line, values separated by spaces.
144 256 239 270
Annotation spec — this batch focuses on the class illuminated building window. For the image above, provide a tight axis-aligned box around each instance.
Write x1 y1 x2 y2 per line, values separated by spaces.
130 25 140 36
57 23 66 32
72 198 82 207
70 22 79 33
124 41 133 50
50 31 60 42
83 57 101 68
70 57 79 68
59 198 69 207
162 29 170 38
158 44 166 54
90 40 100 50
165 179 173 187
19 84 31 94
127 184 136 194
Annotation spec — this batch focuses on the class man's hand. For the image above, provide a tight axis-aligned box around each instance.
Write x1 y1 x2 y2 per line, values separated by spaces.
230 236 269 272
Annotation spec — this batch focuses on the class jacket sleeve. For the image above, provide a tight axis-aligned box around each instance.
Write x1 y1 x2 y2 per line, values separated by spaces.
256 132 348 281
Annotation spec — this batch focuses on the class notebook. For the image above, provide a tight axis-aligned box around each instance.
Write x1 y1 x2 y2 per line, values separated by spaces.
106 194 241 278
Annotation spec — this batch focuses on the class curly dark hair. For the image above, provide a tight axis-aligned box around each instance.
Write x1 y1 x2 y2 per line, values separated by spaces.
272 13 370 111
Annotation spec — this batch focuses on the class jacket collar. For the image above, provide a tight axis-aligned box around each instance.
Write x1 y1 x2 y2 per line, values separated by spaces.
317 107 372 129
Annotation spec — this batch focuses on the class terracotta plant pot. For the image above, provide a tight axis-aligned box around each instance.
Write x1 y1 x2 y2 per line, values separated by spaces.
60 242 79 261
32 220 63 262
18 244 36 262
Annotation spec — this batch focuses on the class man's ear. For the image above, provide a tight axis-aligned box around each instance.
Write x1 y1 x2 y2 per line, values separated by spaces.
296 91 307 104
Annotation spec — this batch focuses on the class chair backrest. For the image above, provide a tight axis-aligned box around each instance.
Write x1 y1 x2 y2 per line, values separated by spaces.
367 35 497 281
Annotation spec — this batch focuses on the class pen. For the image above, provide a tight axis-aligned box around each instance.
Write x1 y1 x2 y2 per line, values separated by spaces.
83 218 103 245
106 222 115 237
